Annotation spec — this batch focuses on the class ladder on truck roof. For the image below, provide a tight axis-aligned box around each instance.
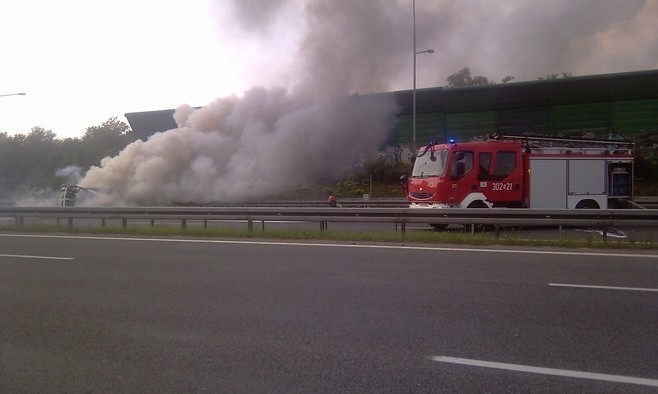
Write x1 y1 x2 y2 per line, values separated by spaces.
486 132 633 154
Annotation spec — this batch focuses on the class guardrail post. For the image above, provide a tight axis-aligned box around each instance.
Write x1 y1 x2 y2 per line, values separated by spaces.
122 219 127 229
182 219 187 229
101 218 106 227
204 219 208 228
400 222 406 237
68 218 73 229
602 225 608 244
150 219 155 227
494 224 500 240
558 225 563 238
320 221 326 232
248 219 253 232
261 220 265 231
15 217 23 226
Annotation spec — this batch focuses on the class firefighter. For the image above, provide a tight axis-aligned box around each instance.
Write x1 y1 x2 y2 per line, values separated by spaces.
328 195 342 208
60 185 81 207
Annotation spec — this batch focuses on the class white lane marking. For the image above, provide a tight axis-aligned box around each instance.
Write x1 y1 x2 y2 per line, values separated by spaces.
429 356 658 387
1 233 657 259
0 253 73 260
549 283 658 292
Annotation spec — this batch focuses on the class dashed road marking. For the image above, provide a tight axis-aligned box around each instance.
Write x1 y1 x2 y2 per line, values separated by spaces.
429 356 658 387
549 283 658 292
0 253 73 260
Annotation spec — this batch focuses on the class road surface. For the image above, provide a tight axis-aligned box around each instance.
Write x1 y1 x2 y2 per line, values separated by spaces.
1 234 657 392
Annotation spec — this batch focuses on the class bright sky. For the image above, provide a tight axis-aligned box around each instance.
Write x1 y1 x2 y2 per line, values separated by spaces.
0 0 300 139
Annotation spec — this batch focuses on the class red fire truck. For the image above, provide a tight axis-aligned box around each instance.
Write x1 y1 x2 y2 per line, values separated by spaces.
402 133 634 212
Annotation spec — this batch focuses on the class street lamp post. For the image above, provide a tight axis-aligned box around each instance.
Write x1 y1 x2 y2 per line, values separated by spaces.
412 0 433 152
0 92 26 98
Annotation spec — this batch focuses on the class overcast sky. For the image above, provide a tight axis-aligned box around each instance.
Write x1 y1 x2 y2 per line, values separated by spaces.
1 0 656 139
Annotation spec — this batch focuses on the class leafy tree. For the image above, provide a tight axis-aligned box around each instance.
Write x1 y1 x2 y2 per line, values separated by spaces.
446 67 490 88
25 126 58 142
0 117 135 200
445 67 514 88
86 116 131 136
13 127 62 190
501 75 515 84
0 132 16 194
538 72 573 80
81 117 135 166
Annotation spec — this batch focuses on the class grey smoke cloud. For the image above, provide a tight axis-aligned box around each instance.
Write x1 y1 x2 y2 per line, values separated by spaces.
428 0 653 82
80 88 396 205
222 0 289 33
78 1 405 206
55 165 83 185
77 0 657 206
216 0 656 88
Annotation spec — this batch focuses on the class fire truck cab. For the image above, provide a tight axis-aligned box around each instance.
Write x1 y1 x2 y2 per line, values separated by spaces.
404 134 634 210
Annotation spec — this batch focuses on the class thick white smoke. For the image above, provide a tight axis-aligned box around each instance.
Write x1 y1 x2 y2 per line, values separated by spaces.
76 0 658 206
213 0 658 91
77 1 406 206
79 89 396 205
54 165 83 185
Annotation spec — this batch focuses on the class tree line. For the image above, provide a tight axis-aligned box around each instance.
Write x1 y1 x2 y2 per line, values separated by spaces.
0 117 135 200
445 67 573 88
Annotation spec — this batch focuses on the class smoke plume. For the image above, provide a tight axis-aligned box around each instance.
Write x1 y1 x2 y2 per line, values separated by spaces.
79 1 402 205
80 90 395 205
55 166 83 185
77 0 658 206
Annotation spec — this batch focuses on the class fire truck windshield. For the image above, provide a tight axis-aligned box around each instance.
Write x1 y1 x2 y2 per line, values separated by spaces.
411 148 448 177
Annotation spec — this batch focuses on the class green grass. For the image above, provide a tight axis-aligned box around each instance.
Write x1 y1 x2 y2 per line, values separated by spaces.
2 224 656 250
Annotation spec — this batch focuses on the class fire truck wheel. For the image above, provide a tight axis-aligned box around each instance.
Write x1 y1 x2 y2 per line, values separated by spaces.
466 200 491 231
575 199 600 209
467 201 489 208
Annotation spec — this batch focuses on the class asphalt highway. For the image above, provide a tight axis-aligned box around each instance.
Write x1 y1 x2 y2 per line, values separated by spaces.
1 234 657 392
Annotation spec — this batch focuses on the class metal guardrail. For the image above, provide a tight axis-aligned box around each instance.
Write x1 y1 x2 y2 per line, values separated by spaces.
213 197 658 209
635 196 658 209
1 196 656 208
187 198 409 208
1 206 656 242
